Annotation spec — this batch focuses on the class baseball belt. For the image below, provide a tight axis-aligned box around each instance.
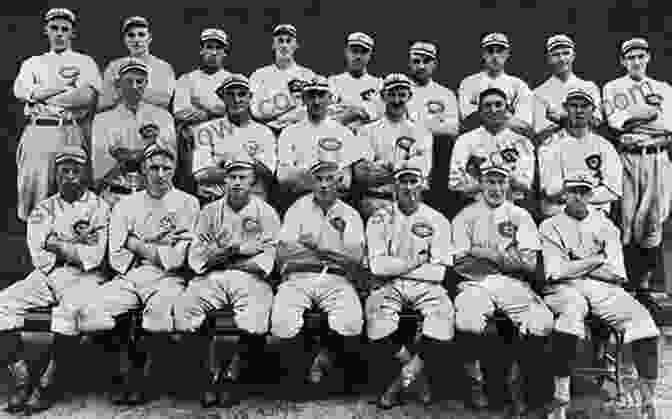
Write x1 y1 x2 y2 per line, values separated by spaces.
30 116 75 126
282 263 347 278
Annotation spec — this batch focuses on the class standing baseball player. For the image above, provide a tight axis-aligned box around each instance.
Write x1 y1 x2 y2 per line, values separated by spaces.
354 73 433 220
174 154 281 408
365 160 455 409
539 89 622 219
603 38 672 293
532 35 601 143
458 33 533 137
91 58 176 207
452 157 552 416
327 32 382 132
270 156 366 397
540 172 660 418
0 146 110 414
79 142 199 405
190 74 277 205
449 88 535 216
98 16 175 112
13 8 102 222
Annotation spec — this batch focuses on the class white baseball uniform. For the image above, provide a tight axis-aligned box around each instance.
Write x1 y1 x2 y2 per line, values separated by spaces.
327 71 383 132
407 79 460 136
458 71 533 125
533 75 601 134
173 68 231 121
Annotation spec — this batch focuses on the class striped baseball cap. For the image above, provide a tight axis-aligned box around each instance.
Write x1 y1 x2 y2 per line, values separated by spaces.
55 146 87 165
143 141 175 161
347 32 375 50
382 73 412 91
216 74 250 97
621 38 649 55
564 171 594 189
409 41 438 60
45 8 76 24
479 153 510 177
302 76 330 93
393 160 425 179
481 32 510 49
118 58 149 77
122 16 149 33
200 28 230 47
273 24 297 38
565 88 595 106
479 87 508 104
223 153 256 173
546 34 575 52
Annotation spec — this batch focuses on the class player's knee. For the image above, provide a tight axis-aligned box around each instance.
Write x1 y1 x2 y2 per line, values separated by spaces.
527 305 555 336
270 306 303 339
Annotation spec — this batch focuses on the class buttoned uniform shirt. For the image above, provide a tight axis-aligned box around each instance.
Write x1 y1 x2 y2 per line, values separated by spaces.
539 129 622 215
452 199 539 282
27 190 111 274
99 54 176 111
188 194 281 276
91 102 176 182
533 74 602 134
191 116 277 198
13 49 103 120
327 72 383 131
173 68 231 121
603 75 672 146
458 71 533 125
407 79 460 136
108 188 200 274
449 126 535 200
277 194 365 273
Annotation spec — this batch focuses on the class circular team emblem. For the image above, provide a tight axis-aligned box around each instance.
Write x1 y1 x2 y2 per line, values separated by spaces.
139 123 160 139
500 148 519 164
59 66 80 86
498 221 517 238
360 88 377 102
72 219 91 237
242 217 261 234
288 78 306 93
330 216 346 233
411 221 434 238
395 136 416 152
318 137 343 151
585 154 602 170
159 214 177 232
645 93 664 107
245 139 260 156
490 152 505 167
426 100 445 115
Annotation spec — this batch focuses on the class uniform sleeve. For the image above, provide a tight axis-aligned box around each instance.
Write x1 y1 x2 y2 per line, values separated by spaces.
249 69 267 120
599 220 627 279
603 82 629 131
430 215 454 266
157 111 177 152
598 139 623 200
512 79 534 125
660 82 672 131
108 198 135 274
187 206 214 274
144 60 175 109
156 196 199 271
173 73 194 120
515 210 540 251
532 91 551 133
365 211 390 261
97 62 120 111
341 209 365 263
538 142 563 197
91 114 112 182
250 205 282 276
73 199 111 271
451 210 472 258
539 220 568 280
254 127 278 174
13 58 38 102
26 203 57 274
79 55 103 93
512 136 535 190
458 77 477 120
409 127 433 179
277 202 301 245
276 127 299 185
588 81 603 124
448 135 475 192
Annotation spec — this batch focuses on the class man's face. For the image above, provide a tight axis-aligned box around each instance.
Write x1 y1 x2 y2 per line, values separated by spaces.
304 89 331 120
45 18 73 51
272 34 298 60
312 169 340 203
482 45 510 73
409 53 437 82
345 45 371 73
200 39 228 68
226 168 255 201
621 49 650 79
564 185 592 217
564 98 594 128
124 25 151 56
56 161 84 192
479 93 508 126
395 174 423 206
382 86 411 118
548 47 575 75
481 172 509 207
143 154 175 193
222 87 252 117
117 70 148 106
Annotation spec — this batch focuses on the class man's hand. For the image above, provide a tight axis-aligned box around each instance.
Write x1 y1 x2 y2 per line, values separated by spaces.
73 225 106 246
546 106 567 125
337 105 368 125
238 237 274 257
468 246 501 264
44 234 63 254
505 116 535 138
31 87 68 102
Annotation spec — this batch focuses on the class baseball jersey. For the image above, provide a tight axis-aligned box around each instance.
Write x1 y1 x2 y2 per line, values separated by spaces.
109 188 200 274
407 79 460 136
173 68 231 121
539 130 623 214
278 193 365 271
249 63 315 129
539 209 626 281
189 194 281 275
27 190 111 274
533 75 602 133
366 202 453 282
603 75 672 146
99 54 176 111
327 71 383 129
91 102 176 182
449 126 535 198
13 49 102 119
458 71 533 125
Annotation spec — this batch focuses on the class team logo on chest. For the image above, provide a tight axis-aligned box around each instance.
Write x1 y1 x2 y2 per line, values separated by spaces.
318 137 343 151
411 221 434 238
361 88 377 102
72 219 91 237
396 136 416 153
139 123 160 140
500 147 519 164
585 154 602 170
58 66 80 87
245 139 260 157
330 216 346 234
159 213 177 232
426 100 445 115
498 220 517 238
242 216 262 234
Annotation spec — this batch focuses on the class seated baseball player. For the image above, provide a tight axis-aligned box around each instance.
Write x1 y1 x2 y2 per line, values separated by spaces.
0 146 110 415
452 157 553 415
540 172 661 417
449 87 536 217
270 155 366 397
365 160 454 409
189 74 277 205
354 73 433 220
539 88 622 219
173 153 281 408
79 142 199 405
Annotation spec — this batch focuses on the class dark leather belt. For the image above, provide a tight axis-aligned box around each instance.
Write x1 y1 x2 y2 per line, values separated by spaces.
621 144 668 154
363 190 394 200
31 117 75 126
283 264 347 278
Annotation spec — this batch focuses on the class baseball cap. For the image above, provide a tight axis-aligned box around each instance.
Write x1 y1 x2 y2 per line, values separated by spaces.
302 76 330 93
215 74 250 97
139 123 160 139
382 73 412 91
479 153 510 177
409 41 438 60
223 153 256 173
563 171 595 189
481 32 510 49
143 141 175 161
117 58 149 78
621 38 649 56
564 88 595 106
122 16 149 33
45 8 76 24
347 32 374 50
55 145 87 166
546 34 575 52
272 24 297 38
479 87 508 105
393 160 425 180
200 28 230 47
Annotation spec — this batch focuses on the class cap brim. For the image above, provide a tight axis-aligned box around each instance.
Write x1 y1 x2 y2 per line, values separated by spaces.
348 40 373 50
201 35 230 45
383 82 411 91
273 29 296 37
55 156 86 165
310 161 341 174
482 41 510 49
564 181 593 189
393 168 423 179
481 168 509 177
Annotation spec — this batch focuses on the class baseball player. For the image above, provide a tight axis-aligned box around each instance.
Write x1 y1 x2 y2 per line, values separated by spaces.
249 24 316 134
91 58 176 208
603 38 672 294
327 32 383 132
190 74 277 205
0 146 110 414
13 8 102 222
539 89 622 219
458 33 533 137
173 154 281 407
539 172 660 417
354 73 433 220
79 142 199 405
452 157 553 415
449 87 535 216
276 76 364 213
98 16 175 112
533 35 602 143
365 160 454 409
270 156 366 396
